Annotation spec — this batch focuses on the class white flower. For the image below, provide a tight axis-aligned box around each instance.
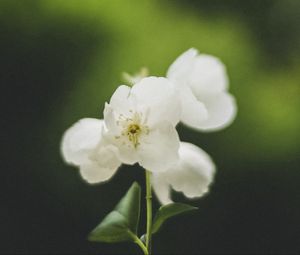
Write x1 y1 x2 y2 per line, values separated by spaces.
167 48 237 131
103 76 181 172
151 142 215 205
61 77 182 184
61 118 121 184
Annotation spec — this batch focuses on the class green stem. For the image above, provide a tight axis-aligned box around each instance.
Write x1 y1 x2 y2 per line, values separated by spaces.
145 170 152 254
128 231 148 255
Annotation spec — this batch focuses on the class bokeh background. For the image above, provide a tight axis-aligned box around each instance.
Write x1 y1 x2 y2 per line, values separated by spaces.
1 0 300 254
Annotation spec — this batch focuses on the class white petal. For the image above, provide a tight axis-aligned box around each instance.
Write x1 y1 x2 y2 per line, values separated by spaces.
189 54 228 94
103 103 121 135
101 114 139 165
61 118 104 165
166 142 215 198
167 48 198 82
195 92 237 131
79 144 122 184
109 85 132 115
131 76 181 126
179 86 208 128
152 142 215 204
79 163 119 184
137 122 180 172
115 143 139 165
151 173 172 205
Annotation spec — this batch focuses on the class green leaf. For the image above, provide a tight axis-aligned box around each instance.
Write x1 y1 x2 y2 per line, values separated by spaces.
152 203 197 234
88 182 141 243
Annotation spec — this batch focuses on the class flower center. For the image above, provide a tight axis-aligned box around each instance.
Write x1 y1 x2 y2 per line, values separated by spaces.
116 111 149 148
126 123 142 147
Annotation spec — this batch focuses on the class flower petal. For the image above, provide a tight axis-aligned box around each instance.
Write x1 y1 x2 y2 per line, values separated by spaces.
166 142 215 198
195 92 237 131
108 85 132 115
151 173 172 205
189 54 228 94
103 103 121 135
102 109 139 165
61 118 104 165
167 48 198 82
179 86 208 128
137 122 180 172
79 162 119 184
114 143 139 165
131 77 181 126
152 142 215 204
80 144 121 184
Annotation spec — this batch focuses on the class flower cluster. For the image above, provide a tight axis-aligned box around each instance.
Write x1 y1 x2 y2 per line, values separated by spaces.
61 48 236 204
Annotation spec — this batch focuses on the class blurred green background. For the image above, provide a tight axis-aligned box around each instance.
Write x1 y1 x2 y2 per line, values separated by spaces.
1 0 299 254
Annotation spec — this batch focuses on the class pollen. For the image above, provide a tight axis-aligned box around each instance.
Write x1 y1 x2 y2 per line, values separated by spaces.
127 124 142 147
117 111 149 148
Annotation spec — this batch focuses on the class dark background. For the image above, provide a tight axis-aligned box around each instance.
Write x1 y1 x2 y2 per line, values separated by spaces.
1 0 299 254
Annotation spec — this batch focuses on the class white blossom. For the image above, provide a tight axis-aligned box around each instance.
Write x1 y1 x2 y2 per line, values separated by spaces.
167 48 237 131
61 118 121 184
103 76 181 172
151 142 215 205
61 77 182 184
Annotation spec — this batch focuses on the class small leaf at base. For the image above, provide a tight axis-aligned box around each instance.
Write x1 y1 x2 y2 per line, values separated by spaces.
152 203 197 234
88 182 141 243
